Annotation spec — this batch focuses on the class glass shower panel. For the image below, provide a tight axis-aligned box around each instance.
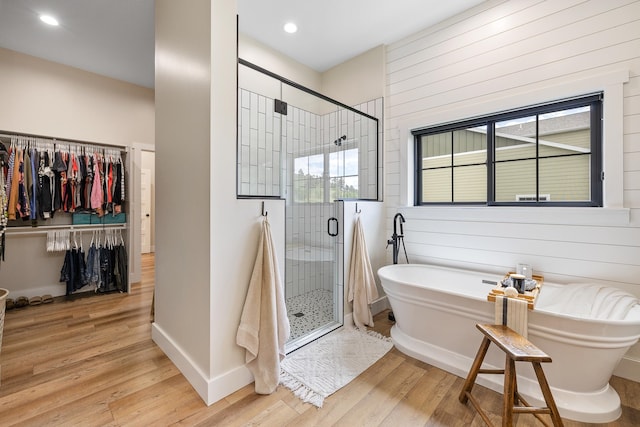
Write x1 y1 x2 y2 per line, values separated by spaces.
281 83 343 347
237 61 379 352
237 65 282 197
326 107 378 200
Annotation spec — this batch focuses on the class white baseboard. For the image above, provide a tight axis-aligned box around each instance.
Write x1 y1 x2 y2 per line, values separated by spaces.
344 312 354 328
151 322 254 405
207 364 254 405
343 297 389 328
151 323 210 402
613 355 640 383
371 295 390 316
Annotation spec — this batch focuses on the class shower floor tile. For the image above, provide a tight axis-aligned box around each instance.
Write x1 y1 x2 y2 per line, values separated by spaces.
286 289 334 341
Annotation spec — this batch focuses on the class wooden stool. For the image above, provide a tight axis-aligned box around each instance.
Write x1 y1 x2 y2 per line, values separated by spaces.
459 324 564 427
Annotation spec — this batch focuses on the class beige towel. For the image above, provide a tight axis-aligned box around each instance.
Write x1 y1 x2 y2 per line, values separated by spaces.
348 216 379 329
495 296 528 338
236 217 290 394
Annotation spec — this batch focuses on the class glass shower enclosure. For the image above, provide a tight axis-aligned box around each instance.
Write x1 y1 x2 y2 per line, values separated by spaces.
237 60 379 351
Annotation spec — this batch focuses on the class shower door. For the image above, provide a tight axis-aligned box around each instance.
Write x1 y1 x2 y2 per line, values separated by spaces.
237 61 379 352
280 83 344 351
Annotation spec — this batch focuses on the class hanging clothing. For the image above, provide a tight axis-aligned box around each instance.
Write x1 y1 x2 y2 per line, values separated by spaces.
84 242 101 288
16 150 31 220
0 144 8 263
91 153 104 216
60 233 128 295
60 248 76 296
39 151 55 219
113 243 128 292
52 150 65 212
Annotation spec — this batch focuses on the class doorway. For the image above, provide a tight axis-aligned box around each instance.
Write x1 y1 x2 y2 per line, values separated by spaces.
140 150 155 254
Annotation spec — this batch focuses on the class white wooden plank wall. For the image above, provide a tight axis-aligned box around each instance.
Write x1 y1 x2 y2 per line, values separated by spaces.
384 0 640 291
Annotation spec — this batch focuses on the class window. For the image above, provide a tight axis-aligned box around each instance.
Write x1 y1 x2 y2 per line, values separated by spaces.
414 94 602 207
293 148 359 203
329 148 359 200
294 154 324 203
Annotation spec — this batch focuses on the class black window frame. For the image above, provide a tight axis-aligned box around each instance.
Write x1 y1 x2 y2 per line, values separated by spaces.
413 94 603 207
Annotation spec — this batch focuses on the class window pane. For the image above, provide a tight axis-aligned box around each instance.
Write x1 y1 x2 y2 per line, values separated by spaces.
329 148 358 200
421 132 452 202
539 155 590 201
453 165 486 202
330 176 358 200
422 168 451 202
294 154 323 203
453 127 486 166
495 159 536 202
329 148 358 177
539 106 591 157
495 116 537 162
421 132 451 168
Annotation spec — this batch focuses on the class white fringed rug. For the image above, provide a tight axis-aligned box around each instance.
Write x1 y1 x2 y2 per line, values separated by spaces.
280 327 393 407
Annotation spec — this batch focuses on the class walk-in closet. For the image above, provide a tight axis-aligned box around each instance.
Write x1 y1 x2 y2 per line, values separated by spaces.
0 132 130 306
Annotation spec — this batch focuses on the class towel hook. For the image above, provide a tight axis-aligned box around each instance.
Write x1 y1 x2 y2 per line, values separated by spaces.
355 203 361 214
261 201 268 217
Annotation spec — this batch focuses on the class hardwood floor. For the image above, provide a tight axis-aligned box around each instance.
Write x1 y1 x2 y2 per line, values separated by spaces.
1 254 638 426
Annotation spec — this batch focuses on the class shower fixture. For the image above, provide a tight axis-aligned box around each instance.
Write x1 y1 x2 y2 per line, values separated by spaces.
388 213 408 265
334 135 347 146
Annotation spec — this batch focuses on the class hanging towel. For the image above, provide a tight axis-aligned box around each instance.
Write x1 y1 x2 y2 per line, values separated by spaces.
348 215 379 329
236 217 290 394
494 296 528 338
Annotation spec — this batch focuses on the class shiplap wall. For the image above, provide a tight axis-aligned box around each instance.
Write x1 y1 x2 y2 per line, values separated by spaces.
384 0 640 377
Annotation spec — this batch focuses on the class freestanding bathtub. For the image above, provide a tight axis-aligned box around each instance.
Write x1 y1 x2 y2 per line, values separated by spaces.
378 263 640 423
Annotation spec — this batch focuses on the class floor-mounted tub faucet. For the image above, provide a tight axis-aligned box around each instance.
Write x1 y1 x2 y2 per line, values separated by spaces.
388 213 408 264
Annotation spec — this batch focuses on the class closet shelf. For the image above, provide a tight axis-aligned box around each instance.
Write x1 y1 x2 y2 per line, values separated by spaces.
5 223 127 236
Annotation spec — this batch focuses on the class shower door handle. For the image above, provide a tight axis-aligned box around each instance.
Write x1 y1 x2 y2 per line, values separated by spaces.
327 217 338 237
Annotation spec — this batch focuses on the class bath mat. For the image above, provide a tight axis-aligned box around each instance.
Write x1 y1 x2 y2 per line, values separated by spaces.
280 327 393 407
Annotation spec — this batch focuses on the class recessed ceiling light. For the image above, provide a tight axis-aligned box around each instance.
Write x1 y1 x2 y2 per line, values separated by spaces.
39 15 59 26
283 22 297 34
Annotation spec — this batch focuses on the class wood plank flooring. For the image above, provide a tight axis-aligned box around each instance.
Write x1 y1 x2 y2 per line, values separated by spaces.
1 254 638 426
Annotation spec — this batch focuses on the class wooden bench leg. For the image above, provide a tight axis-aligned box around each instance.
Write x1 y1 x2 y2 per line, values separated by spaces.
459 337 491 404
532 362 564 427
503 356 516 427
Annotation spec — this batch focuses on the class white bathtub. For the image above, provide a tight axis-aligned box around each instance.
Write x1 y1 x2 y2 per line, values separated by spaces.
378 263 640 423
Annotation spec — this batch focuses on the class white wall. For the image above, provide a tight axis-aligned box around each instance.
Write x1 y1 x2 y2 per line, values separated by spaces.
154 0 288 406
322 45 385 107
0 47 154 298
0 47 154 145
239 34 322 92
384 0 640 381
153 0 213 400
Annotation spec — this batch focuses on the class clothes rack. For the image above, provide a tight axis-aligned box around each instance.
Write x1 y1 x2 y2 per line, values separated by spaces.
0 131 128 151
1 129 131 295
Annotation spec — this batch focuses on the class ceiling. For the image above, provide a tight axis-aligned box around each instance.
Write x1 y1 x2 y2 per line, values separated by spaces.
0 0 485 89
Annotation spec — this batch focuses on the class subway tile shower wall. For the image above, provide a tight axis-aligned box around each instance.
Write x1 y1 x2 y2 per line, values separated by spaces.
238 88 282 197
237 87 381 200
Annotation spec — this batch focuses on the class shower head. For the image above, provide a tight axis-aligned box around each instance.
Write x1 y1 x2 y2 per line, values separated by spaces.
333 135 347 146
